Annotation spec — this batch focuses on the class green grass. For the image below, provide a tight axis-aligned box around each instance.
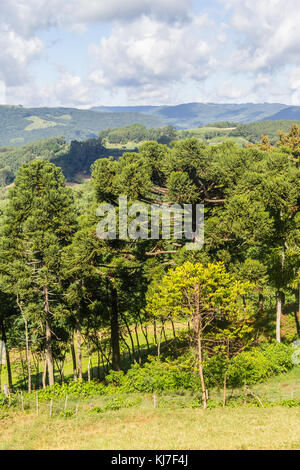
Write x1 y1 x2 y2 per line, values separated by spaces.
25 116 59 131
1 403 300 449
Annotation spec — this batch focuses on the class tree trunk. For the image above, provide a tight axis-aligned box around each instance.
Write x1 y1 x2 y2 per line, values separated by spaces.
76 310 82 380
137 312 150 352
1 320 13 392
223 370 227 407
24 319 31 393
120 332 132 361
153 319 158 345
17 297 31 392
157 327 163 358
197 330 207 409
296 283 300 335
70 334 77 380
195 285 207 409
44 285 55 386
87 335 91 382
134 324 142 363
110 285 120 371
171 320 176 339
42 358 47 389
121 313 136 362
259 292 264 315
276 291 283 343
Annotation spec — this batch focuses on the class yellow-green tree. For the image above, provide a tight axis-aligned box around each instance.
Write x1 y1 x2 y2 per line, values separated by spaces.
277 124 300 166
147 261 253 408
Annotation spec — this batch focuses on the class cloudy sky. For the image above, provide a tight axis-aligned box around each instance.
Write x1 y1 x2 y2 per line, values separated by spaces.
1 0 300 108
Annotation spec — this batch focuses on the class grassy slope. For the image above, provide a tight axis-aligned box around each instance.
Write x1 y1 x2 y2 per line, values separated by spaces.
1 405 300 450
1 320 300 450
0 106 163 147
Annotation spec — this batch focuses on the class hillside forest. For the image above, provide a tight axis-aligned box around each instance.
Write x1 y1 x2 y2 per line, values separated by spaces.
0 123 299 410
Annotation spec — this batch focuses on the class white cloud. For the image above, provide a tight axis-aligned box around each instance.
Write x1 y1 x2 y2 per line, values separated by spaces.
288 68 300 91
2 0 300 107
89 16 218 102
223 0 300 72
44 72 93 107
0 24 43 87
1 0 192 37
0 0 195 105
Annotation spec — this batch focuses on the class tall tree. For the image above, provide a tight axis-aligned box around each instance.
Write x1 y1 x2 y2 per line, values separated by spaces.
0 160 76 386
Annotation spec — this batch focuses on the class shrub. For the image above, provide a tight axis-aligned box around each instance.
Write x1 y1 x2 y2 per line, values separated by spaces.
36 380 108 400
227 342 293 387
120 357 199 393
59 409 75 418
0 392 17 408
28 342 294 400
88 396 141 414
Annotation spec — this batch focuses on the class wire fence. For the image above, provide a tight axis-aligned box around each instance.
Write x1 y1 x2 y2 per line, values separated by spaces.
1 384 300 418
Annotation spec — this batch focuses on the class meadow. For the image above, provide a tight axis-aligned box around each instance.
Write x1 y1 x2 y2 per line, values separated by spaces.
1 398 300 450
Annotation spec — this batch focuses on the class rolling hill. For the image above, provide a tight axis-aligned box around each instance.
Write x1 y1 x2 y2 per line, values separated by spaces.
91 102 299 129
0 105 163 147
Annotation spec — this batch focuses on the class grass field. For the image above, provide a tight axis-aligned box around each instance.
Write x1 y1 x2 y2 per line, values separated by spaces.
1 318 299 450
1 367 299 450
1 405 299 450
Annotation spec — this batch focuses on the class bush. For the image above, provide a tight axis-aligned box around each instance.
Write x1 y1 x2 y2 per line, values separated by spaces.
36 380 108 400
227 342 293 387
59 409 75 418
0 393 8 407
88 396 141 414
0 392 17 408
30 342 294 400
118 357 200 393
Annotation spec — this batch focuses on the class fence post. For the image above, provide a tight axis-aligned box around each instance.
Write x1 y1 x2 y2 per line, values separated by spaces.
64 395 68 411
153 394 157 408
244 385 248 405
3 384 9 397
50 398 53 418
21 391 24 412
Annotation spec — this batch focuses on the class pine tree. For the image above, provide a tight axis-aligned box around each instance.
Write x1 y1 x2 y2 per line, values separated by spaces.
0 160 76 386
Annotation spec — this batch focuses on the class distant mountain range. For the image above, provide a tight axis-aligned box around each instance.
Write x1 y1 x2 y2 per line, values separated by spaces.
91 103 300 129
1 102 300 147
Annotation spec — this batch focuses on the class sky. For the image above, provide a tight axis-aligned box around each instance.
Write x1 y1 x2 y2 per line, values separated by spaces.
1 0 300 108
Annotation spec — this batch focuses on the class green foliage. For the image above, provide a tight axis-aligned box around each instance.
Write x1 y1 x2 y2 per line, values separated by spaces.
0 393 8 407
204 122 238 128
99 124 177 146
118 359 198 392
166 171 198 204
36 381 107 400
0 393 17 408
227 343 294 387
94 396 141 412
229 120 300 144
59 409 76 418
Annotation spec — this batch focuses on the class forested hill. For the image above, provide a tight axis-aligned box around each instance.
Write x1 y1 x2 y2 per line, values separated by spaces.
0 136 131 184
0 105 163 147
2 103 300 147
91 102 300 129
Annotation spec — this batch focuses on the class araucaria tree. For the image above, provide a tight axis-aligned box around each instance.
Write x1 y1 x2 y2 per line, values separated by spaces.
0 160 76 386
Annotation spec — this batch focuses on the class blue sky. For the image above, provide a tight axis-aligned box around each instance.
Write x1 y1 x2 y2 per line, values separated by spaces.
1 0 300 108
